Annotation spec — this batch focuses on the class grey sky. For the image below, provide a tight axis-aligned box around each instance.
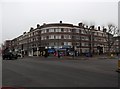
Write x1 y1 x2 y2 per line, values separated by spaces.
1 0 119 44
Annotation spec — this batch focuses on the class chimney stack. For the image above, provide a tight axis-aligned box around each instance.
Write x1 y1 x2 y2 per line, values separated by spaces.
98 26 100 31
60 21 62 23
23 32 26 34
37 24 40 28
103 28 107 32
78 22 83 27
90 25 94 29
30 27 34 32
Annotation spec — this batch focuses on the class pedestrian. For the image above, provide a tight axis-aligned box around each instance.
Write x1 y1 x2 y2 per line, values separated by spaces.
58 50 60 58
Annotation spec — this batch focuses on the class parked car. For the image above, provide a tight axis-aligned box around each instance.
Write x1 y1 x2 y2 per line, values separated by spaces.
2 52 18 60
85 52 92 57
2 48 18 60
69 51 75 56
17 53 22 58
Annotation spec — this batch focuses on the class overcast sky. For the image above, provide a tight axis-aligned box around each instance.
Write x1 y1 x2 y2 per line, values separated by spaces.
1 0 119 44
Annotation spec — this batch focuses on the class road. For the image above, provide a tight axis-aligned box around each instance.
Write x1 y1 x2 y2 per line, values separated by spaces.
2 56 118 87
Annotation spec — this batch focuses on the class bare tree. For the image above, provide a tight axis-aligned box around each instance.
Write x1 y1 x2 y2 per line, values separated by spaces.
104 24 119 54
78 23 94 55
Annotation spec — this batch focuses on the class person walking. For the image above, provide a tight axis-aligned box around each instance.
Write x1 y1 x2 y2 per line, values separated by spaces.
58 50 60 58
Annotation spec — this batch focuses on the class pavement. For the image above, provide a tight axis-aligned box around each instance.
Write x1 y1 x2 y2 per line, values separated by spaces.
23 54 119 60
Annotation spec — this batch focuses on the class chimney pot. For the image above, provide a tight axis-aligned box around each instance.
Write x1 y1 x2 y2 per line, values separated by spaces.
37 24 40 28
98 26 100 31
103 28 107 32
91 25 94 29
78 22 83 26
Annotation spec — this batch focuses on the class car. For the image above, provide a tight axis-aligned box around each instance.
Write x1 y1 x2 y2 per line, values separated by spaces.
17 53 22 58
2 52 18 60
69 51 75 56
85 52 92 57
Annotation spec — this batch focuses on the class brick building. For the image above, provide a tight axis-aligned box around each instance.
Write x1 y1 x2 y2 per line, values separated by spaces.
5 21 120 56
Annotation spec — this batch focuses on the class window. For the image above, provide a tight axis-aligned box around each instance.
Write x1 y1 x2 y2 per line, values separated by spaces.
46 29 49 32
59 28 61 32
31 38 33 42
98 33 102 36
56 35 59 39
49 35 51 39
94 38 97 41
64 35 68 39
76 29 79 33
54 29 56 32
54 35 56 39
56 35 61 39
61 28 64 32
82 43 85 46
85 43 89 46
76 42 79 45
68 29 71 32
64 42 68 45
36 37 38 41
51 35 54 39
81 30 87 34
35 32 38 35
64 28 67 32
44 29 46 33
46 36 49 39
61 42 64 45
41 36 47 40
49 42 54 46
56 28 61 32
33 38 35 41
33 32 34 36
61 35 64 39
81 36 89 41
68 42 72 45
41 37 44 40
85 37 89 40
76 35 80 40
54 42 57 45
72 29 76 33
41 29 45 33
44 37 46 40
81 36 85 40
94 32 97 35
49 29 54 32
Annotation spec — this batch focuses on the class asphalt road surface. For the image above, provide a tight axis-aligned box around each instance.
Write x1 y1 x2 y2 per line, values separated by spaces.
2 56 118 87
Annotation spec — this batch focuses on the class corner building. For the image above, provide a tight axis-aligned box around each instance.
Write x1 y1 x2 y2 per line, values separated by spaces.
9 21 111 56
40 22 108 55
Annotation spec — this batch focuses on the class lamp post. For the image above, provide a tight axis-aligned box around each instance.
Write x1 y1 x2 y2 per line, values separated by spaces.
57 26 60 58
